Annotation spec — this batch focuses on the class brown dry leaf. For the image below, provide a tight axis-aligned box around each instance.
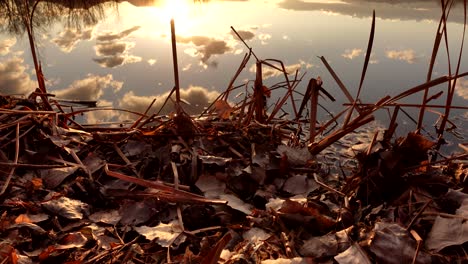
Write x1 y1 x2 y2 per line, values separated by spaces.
399 132 436 152
30 178 43 190
262 85 271 98
14 214 32 224
56 232 88 250
0 244 16 263
214 100 233 120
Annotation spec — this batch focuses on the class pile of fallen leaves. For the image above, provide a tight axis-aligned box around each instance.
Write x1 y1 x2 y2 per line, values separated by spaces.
0 94 466 264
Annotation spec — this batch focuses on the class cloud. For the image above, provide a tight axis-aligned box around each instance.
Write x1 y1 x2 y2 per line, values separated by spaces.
230 30 255 41
258 33 272 45
147 59 157 65
278 0 467 24
95 42 133 56
455 77 468 100
386 49 419 64
0 38 16 56
177 35 232 67
84 100 119 124
118 86 220 120
96 26 141 42
93 55 142 68
182 64 192 71
93 26 142 68
53 28 94 52
342 48 363 59
52 74 123 100
249 61 312 79
0 56 36 95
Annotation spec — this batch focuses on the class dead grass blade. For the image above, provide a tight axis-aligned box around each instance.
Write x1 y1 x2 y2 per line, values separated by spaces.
436 0 467 151
319 56 356 107
417 2 448 130
357 10 375 99
104 164 226 204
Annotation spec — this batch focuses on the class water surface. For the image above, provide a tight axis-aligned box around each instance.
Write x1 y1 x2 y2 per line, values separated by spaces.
0 0 467 143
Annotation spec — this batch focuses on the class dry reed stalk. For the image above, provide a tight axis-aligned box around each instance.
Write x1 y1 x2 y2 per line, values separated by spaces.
130 98 156 129
309 79 321 144
253 61 266 123
435 0 467 152
344 102 468 110
383 105 400 143
104 164 226 204
308 115 374 155
344 10 376 126
319 56 356 108
170 19 181 111
262 59 300 118
266 70 302 123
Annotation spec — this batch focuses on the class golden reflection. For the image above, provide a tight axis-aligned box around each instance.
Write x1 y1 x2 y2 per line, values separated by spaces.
157 0 192 30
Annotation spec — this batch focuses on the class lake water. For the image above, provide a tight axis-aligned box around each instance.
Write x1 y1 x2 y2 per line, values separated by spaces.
0 0 467 147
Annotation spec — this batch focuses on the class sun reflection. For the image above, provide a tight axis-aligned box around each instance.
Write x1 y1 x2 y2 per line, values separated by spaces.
158 0 192 29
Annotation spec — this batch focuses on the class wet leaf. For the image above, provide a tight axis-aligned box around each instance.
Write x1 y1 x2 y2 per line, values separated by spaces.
42 196 89 220
370 222 431 264
426 199 468 251
262 257 311 264
276 145 312 166
199 155 232 166
89 209 121 225
119 200 159 226
134 220 183 247
299 233 338 258
334 244 371 264
220 193 253 215
282 174 318 195
82 153 106 174
39 167 79 189
56 232 87 249
123 140 151 157
242 227 270 244
9 223 47 235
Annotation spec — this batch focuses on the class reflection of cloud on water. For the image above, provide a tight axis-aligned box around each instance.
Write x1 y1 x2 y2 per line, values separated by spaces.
258 33 272 45
385 49 419 64
118 86 220 120
178 35 232 68
0 56 36 95
455 77 468 100
93 26 142 68
95 42 133 56
53 27 94 52
249 60 313 79
0 37 16 55
93 54 142 68
342 48 363 60
278 0 466 23
96 26 141 42
230 30 255 41
85 100 119 124
52 74 123 100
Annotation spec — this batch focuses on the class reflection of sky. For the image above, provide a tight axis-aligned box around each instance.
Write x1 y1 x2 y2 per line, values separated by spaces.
0 0 466 132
